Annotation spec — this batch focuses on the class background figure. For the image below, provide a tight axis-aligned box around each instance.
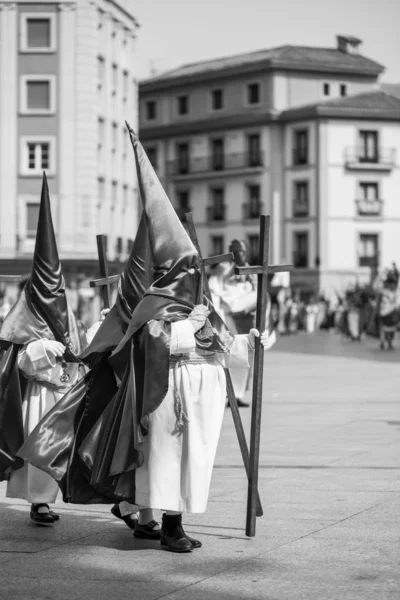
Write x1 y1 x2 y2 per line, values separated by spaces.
373 267 400 350
216 240 257 407
305 295 319 333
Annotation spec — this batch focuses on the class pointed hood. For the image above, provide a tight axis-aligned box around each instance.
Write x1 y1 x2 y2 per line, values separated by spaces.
126 122 200 308
0 174 82 359
81 212 152 361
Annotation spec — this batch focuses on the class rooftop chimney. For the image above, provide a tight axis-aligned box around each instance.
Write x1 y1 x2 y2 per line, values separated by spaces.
337 35 362 54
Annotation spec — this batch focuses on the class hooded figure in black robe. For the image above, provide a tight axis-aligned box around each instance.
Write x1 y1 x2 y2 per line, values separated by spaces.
0 174 86 524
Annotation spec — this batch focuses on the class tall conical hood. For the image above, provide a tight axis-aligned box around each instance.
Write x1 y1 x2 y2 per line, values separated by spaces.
126 122 200 307
0 174 82 358
81 212 152 361
115 211 152 325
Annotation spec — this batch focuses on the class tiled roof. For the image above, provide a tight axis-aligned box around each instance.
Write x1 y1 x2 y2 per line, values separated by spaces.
280 91 400 121
381 83 400 99
141 45 384 89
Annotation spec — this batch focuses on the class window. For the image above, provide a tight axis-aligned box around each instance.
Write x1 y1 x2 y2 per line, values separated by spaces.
177 95 189 115
247 133 261 166
20 137 55 175
146 100 157 120
357 182 381 216
98 178 105 207
20 14 56 52
358 130 379 163
247 82 260 105
212 89 223 110
177 143 190 174
211 138 224 170
26 203 40 238
176 190 190 220
293 232 309 267
210 188 225 221
20 76 55 114
116 237 123 257
177 190 190 211
293 129 308 165
340 84 347 97
112 63 118 95
247 184 261 219
111 122 118 153
211 235 224 256
293 181 309 217
145 146 158 170
358 234 379 267
122 70 128 101
97 57 105 90
248 234 260 265
323 83 330 96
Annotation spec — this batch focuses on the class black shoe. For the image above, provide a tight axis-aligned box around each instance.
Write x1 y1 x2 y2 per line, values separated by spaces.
49 509 59 521
236 399 250 408
30 503 54 527
134 519 161 540
160 514 193 553
111 503 137 531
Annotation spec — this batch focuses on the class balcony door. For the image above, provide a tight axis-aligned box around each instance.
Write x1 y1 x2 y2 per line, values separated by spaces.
211 138 224 171
247 133 261 166
358 131 378 163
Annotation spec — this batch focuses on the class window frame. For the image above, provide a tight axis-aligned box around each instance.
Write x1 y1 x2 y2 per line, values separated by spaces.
246 81 261 106
211 88 224 111
358 232 380 268
293 128 309 166
211 187 225 221
20 136 56 176
145 99 157 121
292 231 309 268
20 13 56 53
340 83 347 97
211 235 224 256
145 145 158 170
177 94 189 116
20 75 56 115
293 180 309 217
323 82 330 97
26 201 41 239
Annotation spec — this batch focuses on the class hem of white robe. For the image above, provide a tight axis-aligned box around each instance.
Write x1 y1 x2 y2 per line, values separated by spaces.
135 494 208 514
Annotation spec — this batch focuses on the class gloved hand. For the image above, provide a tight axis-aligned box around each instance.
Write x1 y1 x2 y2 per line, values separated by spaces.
42 339 66 358
100 308 110 321
188 304 210 333
248 328 270 350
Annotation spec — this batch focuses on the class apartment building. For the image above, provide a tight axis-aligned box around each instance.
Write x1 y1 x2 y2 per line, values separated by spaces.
139 36 400 295
0 0 140 296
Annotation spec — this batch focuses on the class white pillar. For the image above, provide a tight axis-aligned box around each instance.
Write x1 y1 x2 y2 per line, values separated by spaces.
0 2 17 258
58 2 77 253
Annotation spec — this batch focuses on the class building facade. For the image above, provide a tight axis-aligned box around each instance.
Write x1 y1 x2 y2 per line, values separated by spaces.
0 0 140 304
139 36 400 296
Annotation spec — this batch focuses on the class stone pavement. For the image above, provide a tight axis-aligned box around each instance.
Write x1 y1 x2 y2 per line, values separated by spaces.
1 332 399 600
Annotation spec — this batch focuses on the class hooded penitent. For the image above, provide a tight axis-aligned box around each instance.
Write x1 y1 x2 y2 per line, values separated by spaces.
16 210 153 503
0 173 83 480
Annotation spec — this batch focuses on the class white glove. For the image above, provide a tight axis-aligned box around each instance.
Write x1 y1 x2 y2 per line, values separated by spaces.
42 339 66 358
100 308 111 321
248 328 270 350
188 304 210 333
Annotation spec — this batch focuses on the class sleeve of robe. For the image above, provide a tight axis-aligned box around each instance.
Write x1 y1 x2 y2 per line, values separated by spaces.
18 339 76 387
169 320 252 369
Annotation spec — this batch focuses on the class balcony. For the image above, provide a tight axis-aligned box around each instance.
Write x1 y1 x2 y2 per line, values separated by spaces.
359 255 379 268
207 205 226 223
242 202 264 221
345 147 396 171
168 152 264 179
356 198 383 217
292 201 309 218
292 148 308 166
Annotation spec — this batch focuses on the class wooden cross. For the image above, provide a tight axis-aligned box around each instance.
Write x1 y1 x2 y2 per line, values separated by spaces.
89 235 120 309
185 213 264 518
235 215 292 537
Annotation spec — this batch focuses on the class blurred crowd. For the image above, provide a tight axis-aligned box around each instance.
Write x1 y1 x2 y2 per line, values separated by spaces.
271 263 400 350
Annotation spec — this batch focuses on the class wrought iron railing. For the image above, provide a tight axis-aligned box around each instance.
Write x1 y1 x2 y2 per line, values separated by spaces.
206 205 226 222
355 198 383 216
345 147 396 166
242 202 264 220
168 152 264 176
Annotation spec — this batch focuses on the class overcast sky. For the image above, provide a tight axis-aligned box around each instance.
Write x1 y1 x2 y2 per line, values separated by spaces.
134 0 400 83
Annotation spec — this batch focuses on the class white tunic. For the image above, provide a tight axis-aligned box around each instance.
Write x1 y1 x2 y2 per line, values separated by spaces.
134 320 251 513
6 339 85 503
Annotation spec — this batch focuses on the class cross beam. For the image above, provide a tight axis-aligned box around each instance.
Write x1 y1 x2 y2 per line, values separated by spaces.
89 235 120 309
185 212 264 518
235 215 292 537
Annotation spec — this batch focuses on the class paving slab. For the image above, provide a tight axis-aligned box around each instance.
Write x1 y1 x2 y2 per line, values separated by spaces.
1 332 399 600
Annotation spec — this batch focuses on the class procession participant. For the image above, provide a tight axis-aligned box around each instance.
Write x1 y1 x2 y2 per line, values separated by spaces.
0 174 87 526
373 268 400 350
